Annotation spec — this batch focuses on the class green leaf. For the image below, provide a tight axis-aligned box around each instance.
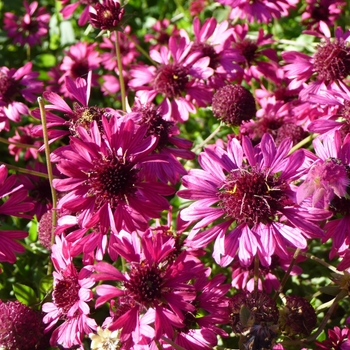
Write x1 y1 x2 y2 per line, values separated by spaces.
13 283 37 306
33 54 57 69
39 275 53 299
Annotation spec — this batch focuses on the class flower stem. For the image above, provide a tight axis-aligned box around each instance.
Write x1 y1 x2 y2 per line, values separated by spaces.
160 336 187 350
192 123 222 153
288 134 315 155
38 97 58 275
273 248 301 301
0 161 49 178
114 30 127 111
253 254 259 295
126 33 156 65
0 137 39 149
299 251 339 272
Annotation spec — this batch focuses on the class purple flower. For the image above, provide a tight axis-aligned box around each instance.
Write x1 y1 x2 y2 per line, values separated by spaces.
3 1 50 46
129 36 214 123
60 0 100 26
89 0 125 31
52 115 174 234
42 235 97 349
178 134 331 267
0 62 43 129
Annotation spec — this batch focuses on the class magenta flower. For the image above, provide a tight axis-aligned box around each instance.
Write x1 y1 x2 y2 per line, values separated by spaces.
0 165 34 263
217 0 297 23
178 134 331 267
315 326 350 350
282 22 350 99
3 1 50 46
231 24 281 84
129 36 214 123
42 235 97 349
52 115 174 234
89 0 125 31
0 62 43 129
59 42 101 96
60 0 99 26
93 230 205 344
182 17 243 88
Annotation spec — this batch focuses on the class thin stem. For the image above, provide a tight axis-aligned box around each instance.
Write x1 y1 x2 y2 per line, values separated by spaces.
160 336 187 350
38 97 58 275
288 134 315 155
305 289 348 343
0 137 39 149
273 248 301 301
127 33 155 65
115 30 126 111
299 251 339 273
191 123 222 153
0 162 50 178
253 254 259 295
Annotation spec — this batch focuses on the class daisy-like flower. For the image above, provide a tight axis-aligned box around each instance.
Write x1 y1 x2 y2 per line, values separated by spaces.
60 0 99 26
42 235 97 349
0 62 43 130
52 115 174 234
0 164 34 263
59 42 101 96
127 102 195 185
89 0 125 31
178 134 331 267
93 230 205 345
31 72 112 144
282 22 350 99
231 24 281 84
217 0 297 23
182 17 243 88
301 0 345 31
129 36 214 123
315 326 350 349
3 1 50 47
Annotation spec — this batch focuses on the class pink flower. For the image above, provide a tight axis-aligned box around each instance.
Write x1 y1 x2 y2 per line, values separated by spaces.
52 115 174 234
0 165 34 263
3 1 50 46
178 134 331 267
282 22 350 99
129 36 214 123
60 0 99 26
315 326 350 349
0 62 43 129
42 235 96 348
93 230 205 345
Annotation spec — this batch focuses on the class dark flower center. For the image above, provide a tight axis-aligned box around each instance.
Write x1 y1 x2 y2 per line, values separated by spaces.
53 276 80 314
81 0 99 4
154 64 189 99
330 196 350 216
136 106 174 150
90 1 125 30
70 60 90 79
234 39 258 66
124 264 163 306
218 168 290 225
21 18 39 33
0 73 20 104
69 104 108 135
191 42 220 69
310 5 329 22
86 153 139 209
313 40 350 83
275 123 308 146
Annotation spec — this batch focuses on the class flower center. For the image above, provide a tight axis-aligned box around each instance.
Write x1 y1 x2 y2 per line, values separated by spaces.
86 154 139 209
124 265 163 306
21 18 39 33
154 64 189 98
313 40 350 83
53 276 80 314
218 168 290 225
310 5 329 22
191 42 220 69
70 59 90 79
0 73 20 104
234 39 258 66
69 104 108 135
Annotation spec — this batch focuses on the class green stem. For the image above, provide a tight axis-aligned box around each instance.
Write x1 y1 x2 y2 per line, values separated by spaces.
288 134 315 155
38 97 58 275
160 336 187 350
191 123 222 153
115 30 127 111
127 33 155 65
0 137 39 149
298 251 339 273
0 161 49 178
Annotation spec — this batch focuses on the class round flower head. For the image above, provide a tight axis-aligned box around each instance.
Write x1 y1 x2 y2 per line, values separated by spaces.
3 1 50 47
89 0 125 31
52 115 174 234
0 300 46 350
212 84 256 126
178 134 331 267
